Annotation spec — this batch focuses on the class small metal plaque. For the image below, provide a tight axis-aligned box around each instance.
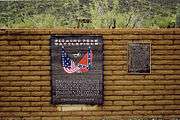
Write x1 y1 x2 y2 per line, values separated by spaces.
50 35 103 105
128 43 151 74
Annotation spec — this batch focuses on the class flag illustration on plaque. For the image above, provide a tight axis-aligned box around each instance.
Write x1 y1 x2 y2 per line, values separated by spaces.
51 36 103 105
61 46 93 73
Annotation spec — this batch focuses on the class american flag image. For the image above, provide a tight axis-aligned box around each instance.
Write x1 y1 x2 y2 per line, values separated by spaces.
61 46 80 73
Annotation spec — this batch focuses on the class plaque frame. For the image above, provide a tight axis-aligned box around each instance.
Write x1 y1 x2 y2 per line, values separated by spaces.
127 42 151 74
50 35 104 105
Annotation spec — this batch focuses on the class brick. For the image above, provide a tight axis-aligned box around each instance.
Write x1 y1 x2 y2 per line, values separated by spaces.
104 56 125 60
0 97 21 102
154 90 174 95
30 61 50 65
103 101 113 106
154 100 174 105
1 87 21 91
152 110 174 115
29 71 50 75
41 46 50 50
21 87 41 91
102 106 122 110
112 71 126 75
144 105 163 110
30 40 49 45
29 51 49 56
103 35 123 39
9 61 29 66
104 75 124 80
104 61 126 65
103 40 112 45
133 110 153 115
0 92 10 96
62 117 82 120
21 76 40 81
152 40 173 45
0 56 20 61
144 85 164 90
175 100 180 104
113 81 134 85
152 55 180 60
141 35 163 39
104 71 113 75
0 81 9 86
61 106 82 111
40 66 50 70
122 105 143 110
0 46 19 51
9 50 29 55
112 40 127 45
104 50 126 55
22 107 41 111
0 41 8 45
23 117 41 120
124 75 144 80
152 45 180 50
123 96 143 100
91 111 112 116
31 102 49 107
165 75 180 80
165 85 180 89
164 95 180 99
114 101 133 105
20 46 40 50
0 102 10 107
11 92 31 97
31 92 50 97
133 90 153 95
134 80 154 85
41 76 50 81
105 96 123 100
11 81 30 86
41 87 51 91
9 41 29 45
144 95 163 100
0 76 21 81
153 50 174 55
0 107 21 112
0 66 20 70
104 66 123 71
114 90 133 95
134 101 154 105
0 71 9 76
31 81 50 86
20 66 40 70
21 97 40 102
42 117 60 120
164 105 180 110
104 91 114 95
0 51 8 55
41 107 57 112
145 75 164 80
111 111 132 115
10 102 30 107
104 45 125 50
123 35 142 39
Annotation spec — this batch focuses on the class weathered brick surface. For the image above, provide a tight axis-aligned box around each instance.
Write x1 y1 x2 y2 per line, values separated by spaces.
0 29 180 120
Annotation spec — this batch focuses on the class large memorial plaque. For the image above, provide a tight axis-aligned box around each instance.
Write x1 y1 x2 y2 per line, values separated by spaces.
128 43 151 74
50 35 103 105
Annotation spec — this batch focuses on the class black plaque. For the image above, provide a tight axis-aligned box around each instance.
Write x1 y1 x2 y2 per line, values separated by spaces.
128 43 151 73
50 35 103 105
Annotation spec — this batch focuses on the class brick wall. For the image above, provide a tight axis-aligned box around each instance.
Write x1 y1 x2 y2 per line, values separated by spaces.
0 29 180 120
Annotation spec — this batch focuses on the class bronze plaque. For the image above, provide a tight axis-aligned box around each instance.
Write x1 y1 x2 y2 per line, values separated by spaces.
50 35 103 105
128 43 151 73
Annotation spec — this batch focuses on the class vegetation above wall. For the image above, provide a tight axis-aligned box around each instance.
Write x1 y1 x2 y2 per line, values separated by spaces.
0 0 179 28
